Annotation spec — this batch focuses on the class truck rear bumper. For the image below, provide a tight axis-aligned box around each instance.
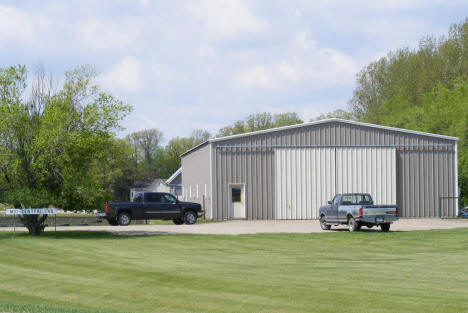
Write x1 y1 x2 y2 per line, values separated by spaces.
359 216 398 224
96 212 116 219
197 211 205 218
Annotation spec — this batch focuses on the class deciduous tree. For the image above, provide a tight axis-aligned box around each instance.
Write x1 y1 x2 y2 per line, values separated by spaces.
0 65 132 235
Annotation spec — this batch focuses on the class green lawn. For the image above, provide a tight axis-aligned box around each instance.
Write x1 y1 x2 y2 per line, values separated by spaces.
0 229 467 313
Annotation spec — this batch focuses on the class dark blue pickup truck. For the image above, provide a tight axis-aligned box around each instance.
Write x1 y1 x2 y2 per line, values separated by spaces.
98 192 204 226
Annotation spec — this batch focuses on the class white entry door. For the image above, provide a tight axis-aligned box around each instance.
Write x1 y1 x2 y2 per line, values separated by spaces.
229 184 246 219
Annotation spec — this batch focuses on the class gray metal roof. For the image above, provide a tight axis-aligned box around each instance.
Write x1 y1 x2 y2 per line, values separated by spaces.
181 118 458 157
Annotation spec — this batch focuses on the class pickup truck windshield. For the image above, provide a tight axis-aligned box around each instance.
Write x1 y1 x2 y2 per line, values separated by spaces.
341 194 372 205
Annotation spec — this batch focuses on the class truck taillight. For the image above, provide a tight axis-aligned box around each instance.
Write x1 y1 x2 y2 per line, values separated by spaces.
395 207 398 216
105 202 109 212
359 207 363 216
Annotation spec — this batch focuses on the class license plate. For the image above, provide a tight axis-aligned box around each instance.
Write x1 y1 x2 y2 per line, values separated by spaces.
376 217 384 223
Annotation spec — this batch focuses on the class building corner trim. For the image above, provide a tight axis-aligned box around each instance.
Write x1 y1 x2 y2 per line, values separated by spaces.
209 142 214 220
455 141 459 216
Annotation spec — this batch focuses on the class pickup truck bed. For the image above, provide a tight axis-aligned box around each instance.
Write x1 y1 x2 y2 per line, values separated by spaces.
319 193 398 232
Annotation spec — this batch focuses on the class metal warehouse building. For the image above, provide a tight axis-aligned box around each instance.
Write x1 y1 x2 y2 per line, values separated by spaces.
181 119 458 220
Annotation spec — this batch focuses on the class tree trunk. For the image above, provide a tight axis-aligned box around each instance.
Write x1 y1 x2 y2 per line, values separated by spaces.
19 214 48 236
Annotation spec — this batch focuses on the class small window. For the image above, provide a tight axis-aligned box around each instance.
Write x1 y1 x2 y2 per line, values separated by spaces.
232 188 241 203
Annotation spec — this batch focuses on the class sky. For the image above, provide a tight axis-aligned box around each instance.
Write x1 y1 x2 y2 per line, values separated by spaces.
1 0 467 143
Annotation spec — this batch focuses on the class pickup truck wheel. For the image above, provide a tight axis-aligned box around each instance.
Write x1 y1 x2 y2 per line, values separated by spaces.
184 211 197 225
106 218 118 226
173 218 184 225
381 223 391 232
320 216 331 230
118 212 131 226
348 217 358 232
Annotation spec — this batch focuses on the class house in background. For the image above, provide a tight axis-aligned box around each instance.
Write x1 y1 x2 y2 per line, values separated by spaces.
166 167 182 196
129 168 183 201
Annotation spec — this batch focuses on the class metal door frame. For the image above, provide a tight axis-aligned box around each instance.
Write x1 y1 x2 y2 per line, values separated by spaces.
227 183 247 219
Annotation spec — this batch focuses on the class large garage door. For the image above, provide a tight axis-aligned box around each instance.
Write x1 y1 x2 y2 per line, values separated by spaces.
275 148 335 219
336 147 396 205
275 147 396 219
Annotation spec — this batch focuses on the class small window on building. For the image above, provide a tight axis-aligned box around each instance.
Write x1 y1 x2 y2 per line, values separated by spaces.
232 187 241 203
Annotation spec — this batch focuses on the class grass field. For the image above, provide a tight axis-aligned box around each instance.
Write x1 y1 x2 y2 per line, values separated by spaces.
0 229 467 313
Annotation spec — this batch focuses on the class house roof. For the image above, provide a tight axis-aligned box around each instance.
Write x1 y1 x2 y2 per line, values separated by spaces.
132 178 168 189
166 167 182 184
181 118 458 157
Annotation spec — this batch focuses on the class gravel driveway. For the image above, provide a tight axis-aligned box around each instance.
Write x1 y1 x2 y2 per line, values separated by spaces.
2 218 468 235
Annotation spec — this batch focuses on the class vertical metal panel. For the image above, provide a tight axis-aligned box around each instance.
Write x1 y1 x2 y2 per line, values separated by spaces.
275 148 335 219
336 147 396 205
181 143 211 214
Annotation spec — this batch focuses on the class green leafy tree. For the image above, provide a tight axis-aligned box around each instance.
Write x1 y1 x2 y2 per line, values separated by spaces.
349 19 468 123
311 109 355 121
156 129 212 177
0 65 131 235
217 112 303 137
125 128 163 180
348 18 468 205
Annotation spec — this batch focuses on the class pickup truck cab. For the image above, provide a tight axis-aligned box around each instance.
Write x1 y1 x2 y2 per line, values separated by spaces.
98 192 204 226
319 193 398 232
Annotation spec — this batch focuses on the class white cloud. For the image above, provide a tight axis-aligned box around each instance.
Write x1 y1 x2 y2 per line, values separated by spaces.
77 17 141 52
99 57 145 93
127 114 160 130
185 0 266 39
278 61 300 82
149 62 191 89
235 30 358 90
139 0 152 7
2 0 466 139
301 100 349 121
0 6 51 44
235 65 273 88
199 46 217 58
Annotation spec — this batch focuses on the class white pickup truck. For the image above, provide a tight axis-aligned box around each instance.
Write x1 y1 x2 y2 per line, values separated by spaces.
318 193 398 232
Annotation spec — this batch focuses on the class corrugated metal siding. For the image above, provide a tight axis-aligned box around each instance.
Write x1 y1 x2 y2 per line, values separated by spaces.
336 147 396 205
275 148 335 219
181 143 211 217
274 147 396 219
210 121 457 219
